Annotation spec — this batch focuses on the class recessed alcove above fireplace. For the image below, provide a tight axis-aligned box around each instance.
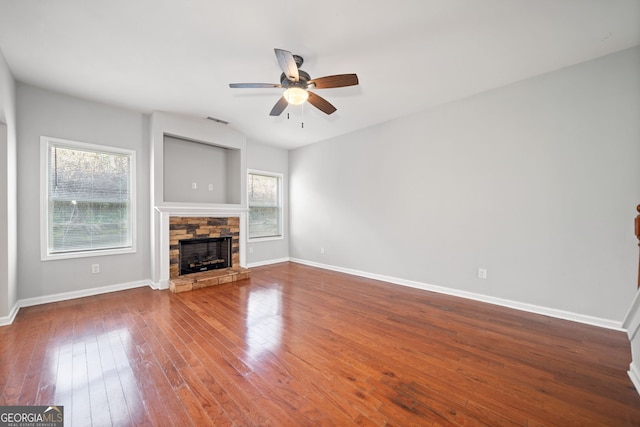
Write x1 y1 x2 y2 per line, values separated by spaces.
163 135 241 205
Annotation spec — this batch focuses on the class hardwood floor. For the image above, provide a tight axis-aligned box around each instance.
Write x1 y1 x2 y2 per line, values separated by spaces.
1 262 639 426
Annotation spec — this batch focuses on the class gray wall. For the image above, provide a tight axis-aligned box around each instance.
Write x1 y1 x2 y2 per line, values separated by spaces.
163 135 229 204
289 47 640 322
0 48 17 318
16 84 151 299
246 139 289 265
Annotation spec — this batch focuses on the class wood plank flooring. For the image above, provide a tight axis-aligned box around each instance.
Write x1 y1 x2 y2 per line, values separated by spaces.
1 261 639 426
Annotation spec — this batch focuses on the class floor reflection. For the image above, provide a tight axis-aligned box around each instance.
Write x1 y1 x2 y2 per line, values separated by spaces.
49 327 143 424
245 286 283 363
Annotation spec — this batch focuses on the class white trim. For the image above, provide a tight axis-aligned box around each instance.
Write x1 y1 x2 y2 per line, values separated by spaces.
40 136 137 261
629 363 640 394
0 259 626 333
623 287 640 339
248 235 285 243
19 279 152 308
0 280 154 327
153 208 248 290
247 257 290 268
0 301 20 327
622 288 640 396
154 205 248 214
289 258 624 331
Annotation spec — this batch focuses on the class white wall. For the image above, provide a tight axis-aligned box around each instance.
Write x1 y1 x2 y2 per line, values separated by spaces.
16 84 151 299
246 139 289 265
289 47 640 323
0 48 17 321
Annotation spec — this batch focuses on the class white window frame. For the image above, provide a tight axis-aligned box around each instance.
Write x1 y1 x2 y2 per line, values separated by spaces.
247 169 284 242
40 136 137 261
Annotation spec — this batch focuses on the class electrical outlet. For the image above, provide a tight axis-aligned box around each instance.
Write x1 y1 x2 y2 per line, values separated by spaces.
92 264 100 274
208 183 214 191
478 268 487 279
320 247 325 255
191 182 197 190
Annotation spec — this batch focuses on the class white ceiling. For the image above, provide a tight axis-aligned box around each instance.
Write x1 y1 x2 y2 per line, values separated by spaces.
0 0 639 149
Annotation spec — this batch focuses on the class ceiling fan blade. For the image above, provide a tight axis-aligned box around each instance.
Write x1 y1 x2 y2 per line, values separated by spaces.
229 83 282 88
309 74 359 89
274 48 299 82
269 96 289 116
307 92 337 115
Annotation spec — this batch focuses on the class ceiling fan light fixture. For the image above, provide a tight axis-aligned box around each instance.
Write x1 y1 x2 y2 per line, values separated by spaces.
284 87 309 105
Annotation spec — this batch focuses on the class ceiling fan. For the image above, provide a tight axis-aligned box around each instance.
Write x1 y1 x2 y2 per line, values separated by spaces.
229 48 359 116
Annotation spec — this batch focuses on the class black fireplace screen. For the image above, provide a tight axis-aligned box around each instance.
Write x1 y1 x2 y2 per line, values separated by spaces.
179 236 232 275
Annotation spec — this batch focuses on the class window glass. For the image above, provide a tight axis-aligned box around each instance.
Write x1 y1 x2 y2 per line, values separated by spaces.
248 172 282 239
43 137 135 258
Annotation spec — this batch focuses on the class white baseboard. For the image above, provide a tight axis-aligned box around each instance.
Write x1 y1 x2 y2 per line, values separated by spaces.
247 257 291 268
622 288 640 396
0 301 20 327
0 280 154 327
623 287 640 339
289 258 624 331
148 280 162 290
1 260 625 333
629 363 640 394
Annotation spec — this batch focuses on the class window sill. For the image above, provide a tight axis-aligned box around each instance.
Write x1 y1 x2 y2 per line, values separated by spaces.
248 235 284 243
41 246 136 261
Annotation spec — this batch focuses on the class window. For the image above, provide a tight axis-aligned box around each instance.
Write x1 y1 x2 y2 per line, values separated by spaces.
41 136 136 260
248 170 283 240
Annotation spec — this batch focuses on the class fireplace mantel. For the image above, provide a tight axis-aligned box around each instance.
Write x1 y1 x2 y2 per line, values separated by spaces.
154 205 248 215
153 207 248 290
152 205 248 289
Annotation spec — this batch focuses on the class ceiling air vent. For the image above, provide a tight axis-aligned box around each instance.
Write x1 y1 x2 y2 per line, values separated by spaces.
206 116 229 125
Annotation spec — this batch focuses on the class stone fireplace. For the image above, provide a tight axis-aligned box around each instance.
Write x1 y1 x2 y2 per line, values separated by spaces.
167 216 250 293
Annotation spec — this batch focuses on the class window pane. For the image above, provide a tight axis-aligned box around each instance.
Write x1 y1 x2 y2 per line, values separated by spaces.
248 174 279 207
50 201 130 252
47 143 132 254
248 172 281 239
249 207 280 238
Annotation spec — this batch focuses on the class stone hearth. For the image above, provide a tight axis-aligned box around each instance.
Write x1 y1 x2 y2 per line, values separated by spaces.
169 267 250 293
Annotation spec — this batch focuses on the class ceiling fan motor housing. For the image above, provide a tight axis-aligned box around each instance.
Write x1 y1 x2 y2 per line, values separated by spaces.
280 70 311 88
292 54 304 68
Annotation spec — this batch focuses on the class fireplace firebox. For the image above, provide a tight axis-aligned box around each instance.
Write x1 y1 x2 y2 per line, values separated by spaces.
178 236 232 275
